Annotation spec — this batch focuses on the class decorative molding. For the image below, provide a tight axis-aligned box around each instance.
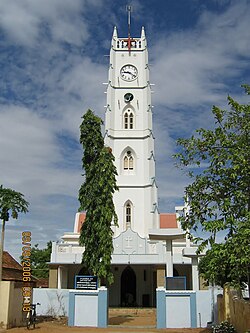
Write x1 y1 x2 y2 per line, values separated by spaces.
113 228 147 255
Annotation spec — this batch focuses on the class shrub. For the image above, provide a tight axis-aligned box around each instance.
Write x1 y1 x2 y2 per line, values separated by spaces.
213 321 236 333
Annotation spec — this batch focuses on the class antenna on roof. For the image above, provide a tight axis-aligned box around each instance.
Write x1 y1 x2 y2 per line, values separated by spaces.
126 5 133 52
126 5 132 38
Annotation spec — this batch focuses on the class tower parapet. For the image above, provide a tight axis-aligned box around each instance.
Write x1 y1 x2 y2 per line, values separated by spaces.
111 26 147 51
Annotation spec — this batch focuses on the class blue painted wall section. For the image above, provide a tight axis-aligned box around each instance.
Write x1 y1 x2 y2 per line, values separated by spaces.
156 287 166 329
98 287 108 328
68 288 108 328
190 292 197 328
156 289 198 329
68 291 75 326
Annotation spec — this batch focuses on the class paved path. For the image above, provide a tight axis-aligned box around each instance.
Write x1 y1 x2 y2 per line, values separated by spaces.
6 309 211 333
8 322 211 333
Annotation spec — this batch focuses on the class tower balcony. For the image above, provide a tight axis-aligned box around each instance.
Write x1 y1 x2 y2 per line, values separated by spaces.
114 38 144 51
111 26 147 51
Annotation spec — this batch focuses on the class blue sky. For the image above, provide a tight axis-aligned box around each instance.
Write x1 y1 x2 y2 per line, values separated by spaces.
0 0 249 259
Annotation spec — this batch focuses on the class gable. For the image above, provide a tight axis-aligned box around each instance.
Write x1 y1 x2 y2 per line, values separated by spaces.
113 228 147 255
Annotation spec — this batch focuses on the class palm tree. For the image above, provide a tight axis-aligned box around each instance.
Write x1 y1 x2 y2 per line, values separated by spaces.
0 185 29 281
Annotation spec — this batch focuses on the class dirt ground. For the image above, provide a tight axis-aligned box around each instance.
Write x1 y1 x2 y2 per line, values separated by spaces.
6 309 212 333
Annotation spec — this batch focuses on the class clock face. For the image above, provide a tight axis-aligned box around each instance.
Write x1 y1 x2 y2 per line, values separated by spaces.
120 64 138 81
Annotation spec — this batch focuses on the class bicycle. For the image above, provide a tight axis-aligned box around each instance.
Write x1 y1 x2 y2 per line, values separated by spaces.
26 303 40 329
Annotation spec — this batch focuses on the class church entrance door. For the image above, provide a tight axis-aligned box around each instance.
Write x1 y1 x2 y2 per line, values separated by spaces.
120 266 136 306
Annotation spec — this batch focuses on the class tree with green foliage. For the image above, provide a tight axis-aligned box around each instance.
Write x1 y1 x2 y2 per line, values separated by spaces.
174 85 250 290
78 109 118 285
199 221 250 289
29 241 52 278
0 185 29 281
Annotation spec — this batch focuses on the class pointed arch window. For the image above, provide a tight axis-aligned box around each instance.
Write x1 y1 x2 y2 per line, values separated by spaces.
124 156 129 169
124 113 128 129
125 201 132 229
124 109 134 129
123 151 134 170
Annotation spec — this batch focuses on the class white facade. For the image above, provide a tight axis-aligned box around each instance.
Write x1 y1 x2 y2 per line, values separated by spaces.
49 27 202 307
105 27 158 238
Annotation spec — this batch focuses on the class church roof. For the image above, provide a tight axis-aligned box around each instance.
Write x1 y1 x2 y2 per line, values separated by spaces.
160 213 178 228
3 251 22 270
74 212 178 233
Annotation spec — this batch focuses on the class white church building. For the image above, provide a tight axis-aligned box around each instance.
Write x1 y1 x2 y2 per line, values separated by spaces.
49 26 202 307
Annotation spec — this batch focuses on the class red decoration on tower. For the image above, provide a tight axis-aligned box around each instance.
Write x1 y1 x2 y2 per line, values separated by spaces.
127 34 131 51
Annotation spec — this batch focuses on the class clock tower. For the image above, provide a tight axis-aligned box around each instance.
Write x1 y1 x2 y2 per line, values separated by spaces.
105 26 159 238
49 22 201 310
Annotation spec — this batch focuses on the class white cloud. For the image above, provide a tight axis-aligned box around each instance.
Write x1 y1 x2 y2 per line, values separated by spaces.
0 1 40 45
60 57 106 113
150 1 250 213
0 106 57 169
0 0 91 46
0 105 82 198
0 105 82 259
151 2 250 109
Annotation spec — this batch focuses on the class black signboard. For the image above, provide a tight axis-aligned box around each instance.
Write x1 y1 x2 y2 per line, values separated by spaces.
166 276 186 290
75 275 98 290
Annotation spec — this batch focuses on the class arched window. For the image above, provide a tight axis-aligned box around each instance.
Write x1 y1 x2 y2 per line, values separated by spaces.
129 155 133 169
129 113 133 129
125 202 132 229
124 109 134 129
124 112 128 129
123 151 133 170
124 156 128 169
